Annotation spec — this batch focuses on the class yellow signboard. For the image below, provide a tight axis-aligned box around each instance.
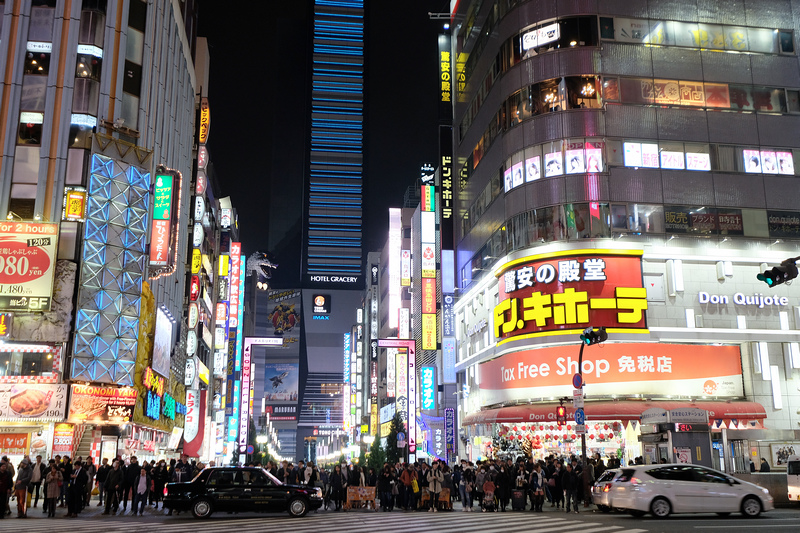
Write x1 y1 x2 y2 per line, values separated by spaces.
191 249 201 273
422 314 437 350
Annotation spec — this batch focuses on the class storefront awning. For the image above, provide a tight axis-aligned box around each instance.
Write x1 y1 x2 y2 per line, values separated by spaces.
461 400 767 427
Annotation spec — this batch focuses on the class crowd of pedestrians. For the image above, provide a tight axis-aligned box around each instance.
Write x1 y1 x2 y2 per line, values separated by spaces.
264 452 619 514
0 451 621 518
0 453 208 519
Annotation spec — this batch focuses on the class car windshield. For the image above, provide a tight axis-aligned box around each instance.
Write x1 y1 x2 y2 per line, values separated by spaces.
788 461 800 475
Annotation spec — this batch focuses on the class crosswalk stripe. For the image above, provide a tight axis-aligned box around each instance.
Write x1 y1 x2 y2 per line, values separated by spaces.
0 512 651 533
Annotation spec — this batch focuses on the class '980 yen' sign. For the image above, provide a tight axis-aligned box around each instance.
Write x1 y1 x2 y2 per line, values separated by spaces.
0 222 58 311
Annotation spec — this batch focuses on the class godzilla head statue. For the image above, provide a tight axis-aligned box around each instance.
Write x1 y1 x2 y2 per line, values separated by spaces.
246 251 278 290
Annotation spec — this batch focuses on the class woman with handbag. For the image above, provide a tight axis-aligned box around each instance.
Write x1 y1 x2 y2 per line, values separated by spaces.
529 463 545 512
44 464 62 518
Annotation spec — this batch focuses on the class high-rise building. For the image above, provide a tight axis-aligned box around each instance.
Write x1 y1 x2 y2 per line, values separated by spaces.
450 1 800 472
303 0 365 288
0 0 198 463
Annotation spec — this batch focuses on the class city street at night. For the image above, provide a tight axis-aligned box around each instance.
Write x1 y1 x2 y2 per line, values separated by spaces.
0 504 798 533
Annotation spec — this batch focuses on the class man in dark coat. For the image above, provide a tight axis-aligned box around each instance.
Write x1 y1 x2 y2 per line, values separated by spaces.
122 456 139 512
561 463 580 514
0 463 12 518
102 461 123 515
66 460 88 517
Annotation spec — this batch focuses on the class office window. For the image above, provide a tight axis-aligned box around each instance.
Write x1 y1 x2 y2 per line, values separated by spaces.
24 51 51 75
78 8 105 47
28 6 54 41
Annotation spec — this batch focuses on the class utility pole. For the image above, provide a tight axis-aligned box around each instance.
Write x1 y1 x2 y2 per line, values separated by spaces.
575 327 607 466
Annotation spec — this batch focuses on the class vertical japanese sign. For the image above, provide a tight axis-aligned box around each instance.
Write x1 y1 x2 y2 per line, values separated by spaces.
438 33 452 119
420 192 438 351
149 174 174 267
0 222 58 311
386 347 396 398
239 341 252 454
401 250 411 287
378 339 416 454
421 366 435 410
198 98 211 145
445 407 456 458
408 345 417 454
343 333 352 433
439 125 454 249
396 350 407 421
389 209 402 328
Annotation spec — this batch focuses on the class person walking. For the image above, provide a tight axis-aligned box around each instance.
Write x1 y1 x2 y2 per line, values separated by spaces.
495 463 511 511
378 465 394 511
529 463 545 512
121 456 139 513
132 467 150 516
95 458 110 507
102 461 123 515
0 462 12 519
399 463 418 510
66 460 88 518
151 460 169 509
29 455 46 509
43 464 62 518
58 456 71 508
562 463 579 514
83 457 96 506
14 458 32 518
426 461 444 512
459 462 475 512
330 464 347 511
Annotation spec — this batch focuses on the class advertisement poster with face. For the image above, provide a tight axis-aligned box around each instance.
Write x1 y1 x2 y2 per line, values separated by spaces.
743 150 762 173
504 167 513 192
760 151 778 174
585 149 603 172
525 156 541 181
777 151 795 175
565 149 585 174
544 152 562 177
511 162 524 188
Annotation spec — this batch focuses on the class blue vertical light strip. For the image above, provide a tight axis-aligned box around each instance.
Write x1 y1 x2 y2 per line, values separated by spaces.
308 0 364 280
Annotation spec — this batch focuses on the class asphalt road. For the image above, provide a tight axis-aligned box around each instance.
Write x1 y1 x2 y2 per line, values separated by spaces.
0 502 796 532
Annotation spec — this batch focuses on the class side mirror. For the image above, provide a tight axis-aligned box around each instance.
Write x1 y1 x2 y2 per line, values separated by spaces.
727 478 735 486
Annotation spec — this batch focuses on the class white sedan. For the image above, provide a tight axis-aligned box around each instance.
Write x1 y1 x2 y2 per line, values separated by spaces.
609 463 774 518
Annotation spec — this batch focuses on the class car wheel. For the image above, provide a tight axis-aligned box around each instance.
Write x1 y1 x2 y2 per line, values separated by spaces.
599 505 612 513
628 509 646 517
716 512 731 517
288 497 309 518
191 498 213 519
650 497 671 518
741 496 761 518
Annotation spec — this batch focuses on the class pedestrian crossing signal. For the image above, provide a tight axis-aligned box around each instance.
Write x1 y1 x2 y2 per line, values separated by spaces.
556 405 567 425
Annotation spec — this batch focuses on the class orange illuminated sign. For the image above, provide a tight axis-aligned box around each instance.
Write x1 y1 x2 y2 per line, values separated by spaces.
199 98 210 144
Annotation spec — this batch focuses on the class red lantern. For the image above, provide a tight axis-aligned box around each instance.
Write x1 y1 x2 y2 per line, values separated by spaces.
598 433 604 439
604 424 609 430
513 426 518 432
539 425 544 431
594 424 600 430
549 425 554 431
521 425 527 431
589 434 595 440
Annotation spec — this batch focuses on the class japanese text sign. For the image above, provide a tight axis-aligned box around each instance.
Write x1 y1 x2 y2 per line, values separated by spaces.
0 222 58 311
494 250 647 343
421 366 435 410
479 343 743 404
67 384 136 423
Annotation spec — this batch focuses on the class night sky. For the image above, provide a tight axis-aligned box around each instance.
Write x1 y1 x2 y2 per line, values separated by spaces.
198 1 449 280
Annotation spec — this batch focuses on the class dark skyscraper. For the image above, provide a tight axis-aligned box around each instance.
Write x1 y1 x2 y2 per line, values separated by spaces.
303 0 365 288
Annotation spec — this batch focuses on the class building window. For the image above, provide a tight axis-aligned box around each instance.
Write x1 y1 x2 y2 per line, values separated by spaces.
24 51 51 75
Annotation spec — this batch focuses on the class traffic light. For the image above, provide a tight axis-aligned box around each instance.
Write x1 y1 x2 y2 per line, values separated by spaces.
757 261 798 287
556 405 567 425
580 326 608 345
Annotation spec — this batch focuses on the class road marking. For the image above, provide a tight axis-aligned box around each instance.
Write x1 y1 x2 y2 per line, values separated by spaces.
694 526 800 529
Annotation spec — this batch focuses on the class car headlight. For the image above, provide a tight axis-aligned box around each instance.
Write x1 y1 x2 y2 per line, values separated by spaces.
315 487 323 498
761 488 770 495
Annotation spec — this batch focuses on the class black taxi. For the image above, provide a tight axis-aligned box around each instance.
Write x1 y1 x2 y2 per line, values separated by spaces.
163 466 323 518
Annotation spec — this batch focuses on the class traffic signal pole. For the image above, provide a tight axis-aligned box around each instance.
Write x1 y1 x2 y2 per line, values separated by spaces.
577 341 587 467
